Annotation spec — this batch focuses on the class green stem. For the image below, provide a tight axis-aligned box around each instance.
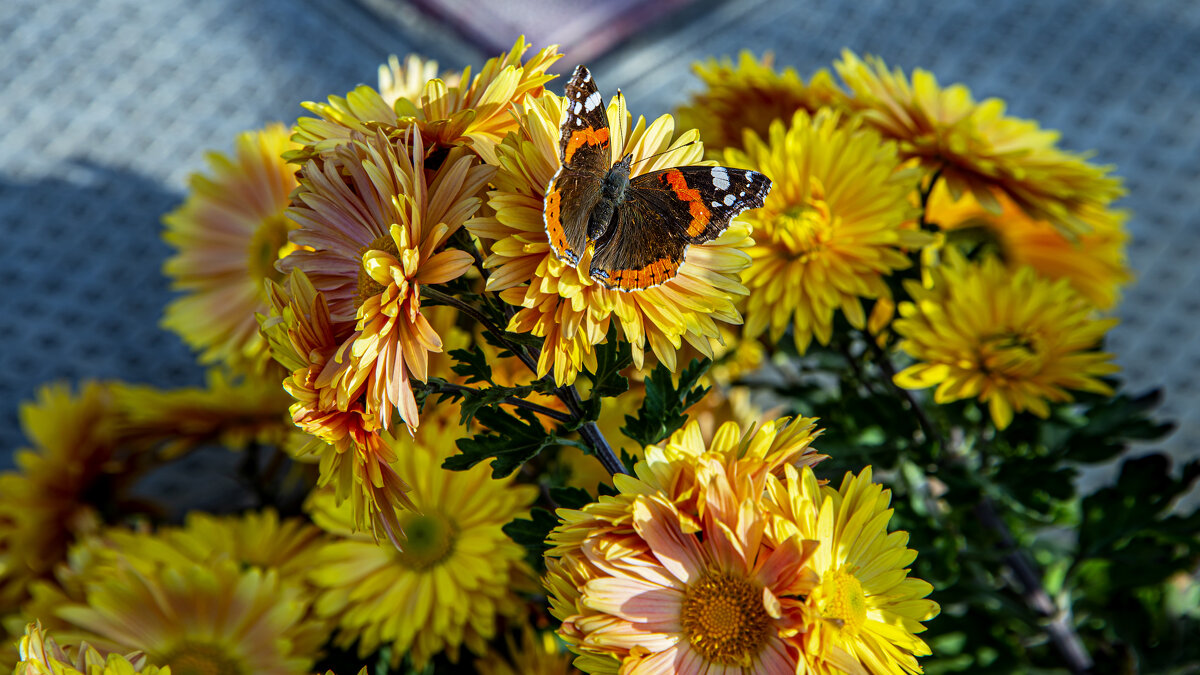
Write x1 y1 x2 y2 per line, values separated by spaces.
420 285 628 476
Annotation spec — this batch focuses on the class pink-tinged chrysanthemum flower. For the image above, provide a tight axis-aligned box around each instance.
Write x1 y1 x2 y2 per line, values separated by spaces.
467 92 754 385
766 465 940 674
293 37 559 164
260 269 414 546
162 123 298 375
279 130 493 433
544 418 828 674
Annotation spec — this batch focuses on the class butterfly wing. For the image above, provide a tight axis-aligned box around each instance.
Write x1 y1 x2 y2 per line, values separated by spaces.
590 165 772 291
545 65 612 265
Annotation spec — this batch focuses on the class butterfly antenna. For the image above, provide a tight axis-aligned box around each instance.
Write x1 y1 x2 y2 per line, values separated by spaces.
630 140 702 172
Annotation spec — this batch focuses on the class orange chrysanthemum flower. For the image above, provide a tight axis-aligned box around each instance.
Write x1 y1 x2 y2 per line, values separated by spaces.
835 50 1123 237
925 183 1130 309
260 268 414 546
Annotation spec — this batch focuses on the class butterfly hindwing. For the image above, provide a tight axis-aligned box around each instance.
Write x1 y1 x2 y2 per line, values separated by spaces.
545 167 602 266
589 165 772 291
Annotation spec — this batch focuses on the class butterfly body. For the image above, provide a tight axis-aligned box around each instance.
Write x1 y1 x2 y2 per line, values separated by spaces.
545 65 772 292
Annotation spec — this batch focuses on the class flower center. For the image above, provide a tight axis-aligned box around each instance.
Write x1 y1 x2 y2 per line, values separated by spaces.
355 233 400 308
247 213 293 282
160 641 245 675
821 567 868 633
776 178 833 262
393 511 457 571
976 329 1044 377
679 570 772 665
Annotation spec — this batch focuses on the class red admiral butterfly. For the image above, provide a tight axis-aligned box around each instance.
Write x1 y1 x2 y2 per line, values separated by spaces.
544 65 772 292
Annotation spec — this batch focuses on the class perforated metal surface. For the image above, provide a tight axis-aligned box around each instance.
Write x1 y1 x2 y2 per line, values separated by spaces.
2 0 1197 476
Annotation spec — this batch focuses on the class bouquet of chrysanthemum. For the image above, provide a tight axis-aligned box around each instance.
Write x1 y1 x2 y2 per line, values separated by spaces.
3 39 1197 675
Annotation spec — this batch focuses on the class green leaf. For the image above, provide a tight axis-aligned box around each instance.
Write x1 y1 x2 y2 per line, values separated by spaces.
503 507 560 569
426 378 534 427
583 325 633 420
446 407 561 477
550 486 594 510
621 358 711 447
448 344 493 385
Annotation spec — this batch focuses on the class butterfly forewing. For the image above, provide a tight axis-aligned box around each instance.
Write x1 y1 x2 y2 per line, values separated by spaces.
588 165 772 290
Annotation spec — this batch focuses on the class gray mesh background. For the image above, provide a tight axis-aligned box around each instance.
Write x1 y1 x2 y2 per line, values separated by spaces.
2 0 1197 487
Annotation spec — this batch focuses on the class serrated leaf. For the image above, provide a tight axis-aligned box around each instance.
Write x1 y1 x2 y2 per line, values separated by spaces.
549 486 594 510
582 325 633 420
446 406 558 477
503 507 560 569
448 344 493 385
621 358 711 446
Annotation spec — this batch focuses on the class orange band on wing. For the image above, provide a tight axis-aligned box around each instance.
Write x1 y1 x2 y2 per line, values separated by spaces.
544 187 576 264
662 169 711 237
603 256 681 291
563 127 610 164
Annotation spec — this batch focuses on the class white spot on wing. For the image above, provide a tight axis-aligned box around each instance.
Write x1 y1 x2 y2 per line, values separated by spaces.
724 194 737 206
584 91 602 112
711 201 721 207
710 167 730 191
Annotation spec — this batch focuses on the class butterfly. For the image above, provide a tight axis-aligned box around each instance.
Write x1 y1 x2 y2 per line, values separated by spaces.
543 65 772 292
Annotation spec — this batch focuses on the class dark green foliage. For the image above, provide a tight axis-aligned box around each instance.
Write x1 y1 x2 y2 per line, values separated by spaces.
582 325 633 420
447 406 576 477
621 358 710 446
503 507 560 570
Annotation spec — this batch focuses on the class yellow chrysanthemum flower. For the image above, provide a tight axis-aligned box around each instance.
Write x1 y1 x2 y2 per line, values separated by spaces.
893 251 1120 429
260 268 415 546
293 37 559 164
45 557 318 675
835 50 1123 237
467 92 754 385
14 511 330 669
162 123 299 375
676 50 844 152
377 53 455 107
110 369 294 459
766 465 940 674
0 382 118 611
15 623 169 675
925 183 1130 309
474 626 580 675
544 418 828 674
306 410 537 670
280 130 494 432
725 109 929 353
